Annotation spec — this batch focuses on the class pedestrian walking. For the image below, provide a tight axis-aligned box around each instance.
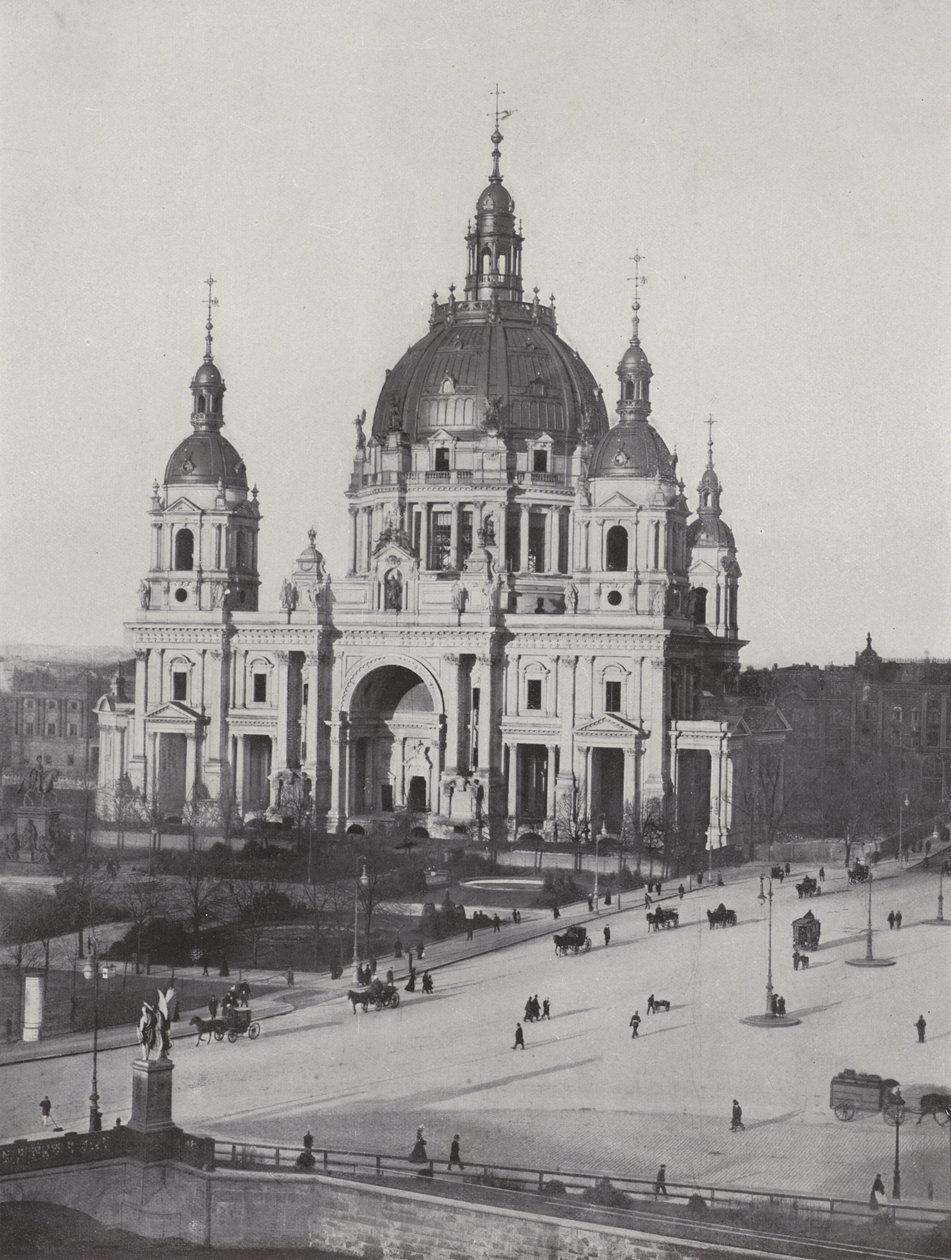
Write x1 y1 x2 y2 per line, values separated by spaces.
603 925 611 946
678 883 685 899
730 1099 744 1131
647 993 655 1014
644 892 652 909
653 1163 668 1197
513 1022 525 1050
421 971 434 994
784 861 791 876
466 919 473 941
915 1014 927 1043
524 996 535 1022
542 998 550 1019
394 936 403 957
895 911 902 929
587 894 594 912
531 994 541 1020
417 942 425 960
629 1010 641 1038
448 1134 464 1170
777 995 786 1017
887 910 895 930
818 866 825 881
408 1126 428 1163
869 1172 886 1213
492 915 501 933
40 1096 52 1127
208 995 218 1019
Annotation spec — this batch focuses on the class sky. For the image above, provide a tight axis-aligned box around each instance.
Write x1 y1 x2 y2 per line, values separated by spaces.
1 0 948 668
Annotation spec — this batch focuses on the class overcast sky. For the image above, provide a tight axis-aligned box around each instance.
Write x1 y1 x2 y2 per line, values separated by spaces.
1 0 948 668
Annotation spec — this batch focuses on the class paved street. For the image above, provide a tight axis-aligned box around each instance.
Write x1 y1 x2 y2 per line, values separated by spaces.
3 859 949 1208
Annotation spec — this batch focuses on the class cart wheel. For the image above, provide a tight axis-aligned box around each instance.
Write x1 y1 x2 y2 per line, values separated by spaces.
390 992 400 1008
934 1109 951 1127
374 999 383 1011
584 939 591 951
213 1029 224 1042
227 1030 238 1044
834 1103 855 1121
248 1022 260 1039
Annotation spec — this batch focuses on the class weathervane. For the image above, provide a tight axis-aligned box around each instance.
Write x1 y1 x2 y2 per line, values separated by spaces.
487 84 515 180
203 274 219 361
706 412 716 465
626 250 647 342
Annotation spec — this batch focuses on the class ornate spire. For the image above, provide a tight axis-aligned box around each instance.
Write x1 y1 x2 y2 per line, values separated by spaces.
616 251 652 422
464 89 522 303
203 274 218 363
697 413 722 516
706 412 716 468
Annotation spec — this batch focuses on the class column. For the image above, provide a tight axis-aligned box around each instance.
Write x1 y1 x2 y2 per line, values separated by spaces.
420 504 430 571
133 648 148 759
349 508 358 574
303 653 321 777
507 744 518 818
546 744 558 818
268 737 279 806
706 738 728 850
497 504 508 572
544 507 555 573
519 503 530 571
235 735 246 814
449 504 459 570
443 654 461 774
184 735 197 801
477 655 495 772
274 652 290 771
597 520 605 571
623 746 638 814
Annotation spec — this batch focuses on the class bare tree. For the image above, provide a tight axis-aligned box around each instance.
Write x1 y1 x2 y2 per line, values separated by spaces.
554 783 590 871
172 852 225 947
226 873 281 967
640 796 666 881
105 773 140 851
119 879 166 973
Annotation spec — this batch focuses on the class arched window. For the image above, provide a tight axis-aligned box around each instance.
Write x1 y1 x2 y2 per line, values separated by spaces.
174 528 194 571
498 252 508 275
196 395 205 414
691 587 707 626
481 247 492 275
605 525 628 571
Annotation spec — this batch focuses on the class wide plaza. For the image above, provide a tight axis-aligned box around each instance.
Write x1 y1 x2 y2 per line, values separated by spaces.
3 857 949 1206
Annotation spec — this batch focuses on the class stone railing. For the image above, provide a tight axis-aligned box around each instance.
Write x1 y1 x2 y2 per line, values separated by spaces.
0 1127 215 1175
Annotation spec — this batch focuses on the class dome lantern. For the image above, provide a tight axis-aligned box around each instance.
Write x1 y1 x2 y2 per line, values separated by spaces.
464 93 523 304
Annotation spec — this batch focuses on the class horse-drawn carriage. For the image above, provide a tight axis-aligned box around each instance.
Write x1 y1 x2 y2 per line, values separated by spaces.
647 906 679 931
795 875 820 898
770 865 785 880
189 1004 261 1045
848 862 870 885
792 909 821 952
347 978 401 1012
830 1070 902 1122
706 903 737 929
554 924 591 955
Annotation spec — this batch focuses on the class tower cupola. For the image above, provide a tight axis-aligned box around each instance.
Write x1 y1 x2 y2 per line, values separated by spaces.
464 93 523 303
616 255 652 421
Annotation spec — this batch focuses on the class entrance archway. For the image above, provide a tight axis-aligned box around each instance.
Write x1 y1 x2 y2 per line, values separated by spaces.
347 663 440 817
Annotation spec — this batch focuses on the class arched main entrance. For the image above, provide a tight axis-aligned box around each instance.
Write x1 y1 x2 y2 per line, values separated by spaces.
347 664 441 817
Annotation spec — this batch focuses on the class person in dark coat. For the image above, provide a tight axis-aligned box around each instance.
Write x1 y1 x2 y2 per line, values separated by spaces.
408 1126 428 1163
587 895 594 912
915 1014 927 1043
208 995 219 1019
513 1022 525 1050
466 919 474 941
646 994 655 1015
731 1099 744 1131
678 883 685 899
887 911 895 930
784 861 791 875
492 915 501 933
394 937 403 957
448 1134 464 1170
895 911 902 928
421 971 434 994
40 1096 52 1127
818 866 825 881
629 1011 641 1038
653 1164 668 1197
404 968 416 992
603 925 611 946
542 998 550 1020
870 1172 886 1212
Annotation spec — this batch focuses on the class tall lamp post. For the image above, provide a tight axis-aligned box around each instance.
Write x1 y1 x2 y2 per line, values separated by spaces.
884 1092 906 1200
594 828 604 911
352 860 368 983
898 792 909 868
847 866 895 967
763 875 774 1017
83 941 115 1132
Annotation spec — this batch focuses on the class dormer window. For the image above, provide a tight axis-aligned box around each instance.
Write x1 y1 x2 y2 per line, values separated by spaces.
532 448 548 473
434 446 450 472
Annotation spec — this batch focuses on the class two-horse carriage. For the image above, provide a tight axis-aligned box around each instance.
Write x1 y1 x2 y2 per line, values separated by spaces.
848 862 870 885
706 903 737 929
347 978 401 1012
646 906 679 931
189 1006 261 1045
554 925 591 955
795 875 821 898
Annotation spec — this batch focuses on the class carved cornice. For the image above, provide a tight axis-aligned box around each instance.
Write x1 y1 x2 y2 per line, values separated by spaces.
503 633 668 654
131 627 231 649
335 629 494 649
231 628 322 647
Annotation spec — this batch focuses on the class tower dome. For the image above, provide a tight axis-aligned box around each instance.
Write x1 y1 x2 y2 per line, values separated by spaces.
686 421 735 549
163 281 248 491
368 125 609 446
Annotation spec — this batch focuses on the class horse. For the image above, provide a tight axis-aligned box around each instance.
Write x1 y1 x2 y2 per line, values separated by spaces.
189 1015 222 1045
347 989 370 1013
648 998 671 1013
917 1093 951 1125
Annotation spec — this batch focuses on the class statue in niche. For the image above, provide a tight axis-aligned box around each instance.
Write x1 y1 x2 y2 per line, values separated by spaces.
138 580 151 610
577 476 591 506
210 582 227 609
649 585 664 615
450 581 467 615
384 568 403 612
280 579 299 612
477 516 496 546
564 581 578 614
353 410 366 451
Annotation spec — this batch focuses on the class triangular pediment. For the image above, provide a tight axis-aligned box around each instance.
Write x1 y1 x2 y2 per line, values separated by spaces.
164 496 203 514
427 428 456 445
574 714 644 738
689 558 720 579
144 700 204 725
600 491 637 510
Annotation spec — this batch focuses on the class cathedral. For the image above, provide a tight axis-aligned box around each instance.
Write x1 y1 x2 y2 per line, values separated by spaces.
97 121 782 854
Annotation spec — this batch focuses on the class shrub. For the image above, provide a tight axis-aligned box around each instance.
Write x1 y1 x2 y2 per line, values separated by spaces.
534 870 584 908
105 917 192 966
582 1178 629 1209
687 1193 708 1214
542 1179 567 1196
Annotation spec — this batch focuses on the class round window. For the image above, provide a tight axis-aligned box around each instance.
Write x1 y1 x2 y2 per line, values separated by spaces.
607 590 622 607
174 588 188 603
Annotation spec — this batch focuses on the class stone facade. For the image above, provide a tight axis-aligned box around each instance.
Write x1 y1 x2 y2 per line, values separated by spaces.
97 125 780 853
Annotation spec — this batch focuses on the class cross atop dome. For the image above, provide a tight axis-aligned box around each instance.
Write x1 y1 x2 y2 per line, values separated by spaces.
203 274 218 363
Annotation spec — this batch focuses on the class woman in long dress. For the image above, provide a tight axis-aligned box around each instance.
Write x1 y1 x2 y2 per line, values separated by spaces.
408 1126 428 1163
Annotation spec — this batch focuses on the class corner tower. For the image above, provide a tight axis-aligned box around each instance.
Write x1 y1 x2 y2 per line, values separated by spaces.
141 280 261 615
686 418 740 639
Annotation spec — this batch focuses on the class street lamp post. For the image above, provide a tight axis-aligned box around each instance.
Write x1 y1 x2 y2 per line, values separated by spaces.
898 792 909 868
83 942 115 1133
884 1093 906 1200
594 828 604 911
764 876 774 1017
352 860 368 983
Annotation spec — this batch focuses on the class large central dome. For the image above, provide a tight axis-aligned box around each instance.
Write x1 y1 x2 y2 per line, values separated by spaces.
370 124 609 446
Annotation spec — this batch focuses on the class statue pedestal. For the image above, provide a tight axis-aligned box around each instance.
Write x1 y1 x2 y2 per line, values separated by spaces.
128 1057 175 1134
15 806 59 858
22 973 45 1041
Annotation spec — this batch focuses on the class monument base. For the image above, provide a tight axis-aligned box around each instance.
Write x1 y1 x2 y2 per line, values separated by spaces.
740 1014 802 1027
128 1056 175 1133
846 957 896 967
